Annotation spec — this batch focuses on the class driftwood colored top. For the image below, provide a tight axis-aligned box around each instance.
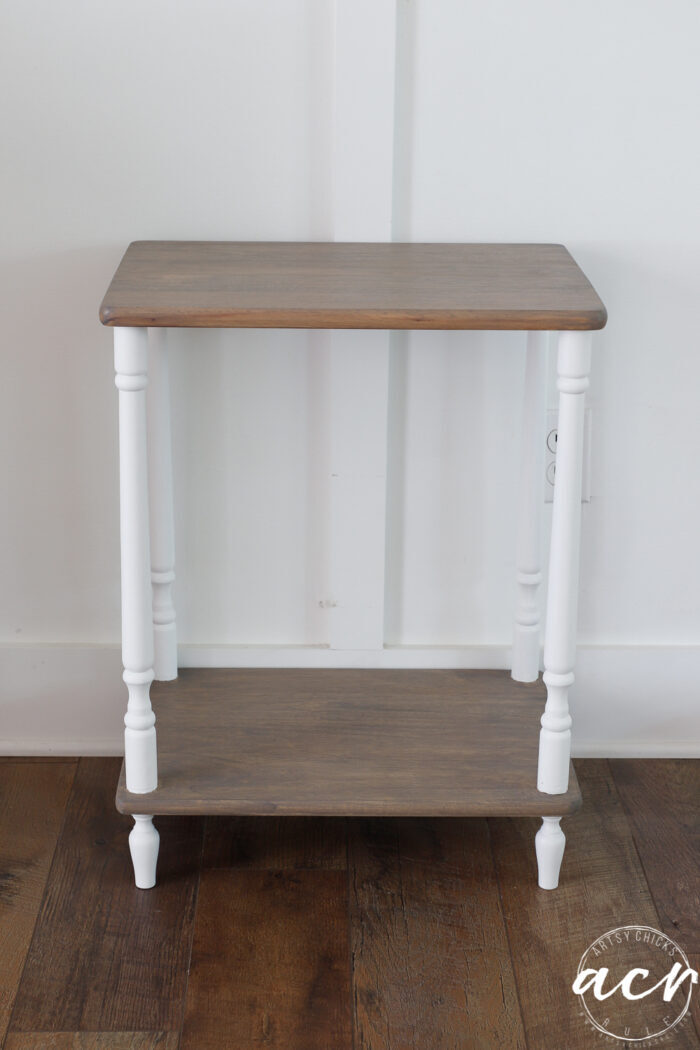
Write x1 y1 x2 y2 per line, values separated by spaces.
99 241 607 331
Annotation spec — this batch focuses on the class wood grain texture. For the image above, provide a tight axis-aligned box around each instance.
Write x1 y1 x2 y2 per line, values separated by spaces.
610 759 700 951
180 868 352 1050
9 758 203 1034
115 669 581 817
203 816 347 869
99 241 607 330
4 758 698 1049
0 761 77 1046
0 757 81 763
4 1034 179 1049
349 817 526 1050
490 761 700 1050
691 955 700 1041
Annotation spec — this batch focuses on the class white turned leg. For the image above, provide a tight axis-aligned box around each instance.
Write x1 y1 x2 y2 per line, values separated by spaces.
538 331 591 795
129 815 159 889
512 331 548 682
535 816 565 889
116 328 160 887
115 328 159 842
147 328 177 681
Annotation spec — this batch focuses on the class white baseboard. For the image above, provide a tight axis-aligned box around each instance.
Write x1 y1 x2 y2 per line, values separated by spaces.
178 643 513 670
1 643 699 757
572 741 700 758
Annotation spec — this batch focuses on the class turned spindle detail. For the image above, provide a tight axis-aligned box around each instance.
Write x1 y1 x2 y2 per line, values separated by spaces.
129 814 160 889
114 326 158 800
512 331 548 683
538 331 591 795
535 815 566 890
147 327 177 681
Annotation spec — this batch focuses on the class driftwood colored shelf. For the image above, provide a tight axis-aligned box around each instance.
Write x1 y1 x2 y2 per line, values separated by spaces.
100 241 607 331
116 669 582 818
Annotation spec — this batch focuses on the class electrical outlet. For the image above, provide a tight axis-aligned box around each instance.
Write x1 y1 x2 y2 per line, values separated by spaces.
545 408 591 503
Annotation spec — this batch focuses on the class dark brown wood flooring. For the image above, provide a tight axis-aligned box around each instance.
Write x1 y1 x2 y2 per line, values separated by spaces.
1 759 697 1049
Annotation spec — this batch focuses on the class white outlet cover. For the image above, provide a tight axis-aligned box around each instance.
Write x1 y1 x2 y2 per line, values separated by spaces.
545 408 591 503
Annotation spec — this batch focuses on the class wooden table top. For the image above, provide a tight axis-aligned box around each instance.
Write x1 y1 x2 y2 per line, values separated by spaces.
99 241 606 331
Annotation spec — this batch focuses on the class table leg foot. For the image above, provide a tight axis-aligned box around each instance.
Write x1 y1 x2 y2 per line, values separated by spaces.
535 815 565 890
129 814 159 889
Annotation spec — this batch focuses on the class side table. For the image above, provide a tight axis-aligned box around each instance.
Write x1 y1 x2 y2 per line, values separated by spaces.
99 242 607 890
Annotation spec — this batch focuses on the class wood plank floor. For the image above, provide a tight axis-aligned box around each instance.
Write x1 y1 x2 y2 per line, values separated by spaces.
1 758 698 1049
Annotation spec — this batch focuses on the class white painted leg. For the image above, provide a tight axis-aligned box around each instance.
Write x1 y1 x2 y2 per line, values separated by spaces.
129 814 160 889
115 327 159 887
147 328 177 681
512 331 548 682
535 816 565 890
538 331 592 794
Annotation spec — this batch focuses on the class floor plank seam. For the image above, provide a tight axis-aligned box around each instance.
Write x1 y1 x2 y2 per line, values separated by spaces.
345 818 357 1050
608 760 683 933
486 816 531 1050
176 816 207 1050
605 759 668 931
4 759 79 1042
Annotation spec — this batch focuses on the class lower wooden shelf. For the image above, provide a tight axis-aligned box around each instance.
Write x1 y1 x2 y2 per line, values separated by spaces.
115 668 581 818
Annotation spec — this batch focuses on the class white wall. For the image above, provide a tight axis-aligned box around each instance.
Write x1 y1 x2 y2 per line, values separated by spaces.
1 0 699 754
